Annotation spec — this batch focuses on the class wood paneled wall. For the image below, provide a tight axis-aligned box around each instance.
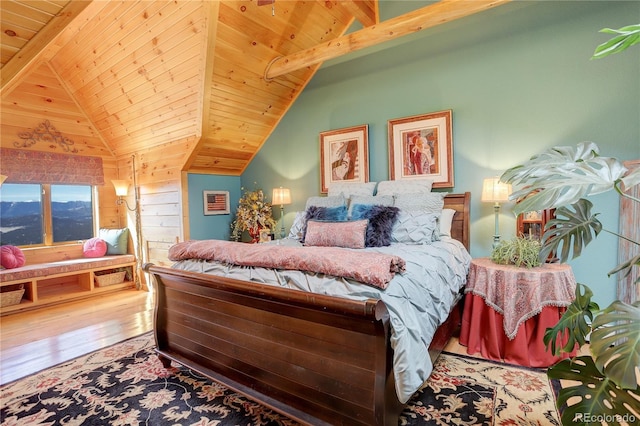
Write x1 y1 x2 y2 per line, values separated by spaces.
1 62 113 157
114 137 197 270
618 160 640 303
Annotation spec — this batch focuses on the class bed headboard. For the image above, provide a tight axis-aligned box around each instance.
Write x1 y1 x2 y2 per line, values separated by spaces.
443 192 471 251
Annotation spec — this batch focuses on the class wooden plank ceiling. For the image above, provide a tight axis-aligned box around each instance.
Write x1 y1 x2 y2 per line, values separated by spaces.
1 0 509 176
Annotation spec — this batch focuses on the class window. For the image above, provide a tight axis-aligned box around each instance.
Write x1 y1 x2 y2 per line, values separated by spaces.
0 184 95 247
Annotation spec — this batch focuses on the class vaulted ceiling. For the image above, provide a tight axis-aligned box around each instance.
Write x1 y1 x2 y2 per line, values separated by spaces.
1 0 509 176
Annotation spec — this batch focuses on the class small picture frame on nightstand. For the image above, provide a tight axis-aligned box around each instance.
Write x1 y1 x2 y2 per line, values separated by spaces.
259 228 272 243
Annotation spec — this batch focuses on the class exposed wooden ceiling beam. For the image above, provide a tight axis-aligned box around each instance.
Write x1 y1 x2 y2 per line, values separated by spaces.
265 0 511 80
341 1 379 28
1 1 107 96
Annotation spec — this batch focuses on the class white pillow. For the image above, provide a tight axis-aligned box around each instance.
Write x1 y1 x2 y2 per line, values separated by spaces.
439 208 456 237
375 179 433 196
305 194 346 210
287 211 306 240
327 182 377 198
391 211 440 244
393 192 446 213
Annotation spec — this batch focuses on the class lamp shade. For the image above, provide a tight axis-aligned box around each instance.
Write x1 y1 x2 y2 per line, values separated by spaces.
481 177 512 203
112 180 130 197
272 187 291 205
0 175 7 186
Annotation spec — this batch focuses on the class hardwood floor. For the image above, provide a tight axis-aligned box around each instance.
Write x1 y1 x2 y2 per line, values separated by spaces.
0 289 154 385
0 289 583 387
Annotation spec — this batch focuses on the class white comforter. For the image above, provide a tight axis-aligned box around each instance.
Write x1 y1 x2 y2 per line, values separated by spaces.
171 237 471 403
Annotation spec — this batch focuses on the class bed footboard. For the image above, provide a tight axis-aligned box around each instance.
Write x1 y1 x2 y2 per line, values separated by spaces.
144 263 404 426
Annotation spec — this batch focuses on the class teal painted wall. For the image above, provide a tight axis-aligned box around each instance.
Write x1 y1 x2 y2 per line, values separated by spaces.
191 1 639 308
187 174 241 240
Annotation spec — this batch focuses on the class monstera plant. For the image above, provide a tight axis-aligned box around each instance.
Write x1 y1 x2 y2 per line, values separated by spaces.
502 142 640 424
500 25 640 425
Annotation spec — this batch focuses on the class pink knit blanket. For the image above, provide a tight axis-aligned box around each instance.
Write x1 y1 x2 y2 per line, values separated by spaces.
168 240 405 289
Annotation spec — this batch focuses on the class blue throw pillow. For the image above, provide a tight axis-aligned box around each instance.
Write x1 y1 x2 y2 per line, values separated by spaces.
301 205 348 242
350 204 400 247
98 228 129 255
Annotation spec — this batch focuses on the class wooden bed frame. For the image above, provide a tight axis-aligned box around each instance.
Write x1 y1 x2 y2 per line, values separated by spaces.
144 192 470 426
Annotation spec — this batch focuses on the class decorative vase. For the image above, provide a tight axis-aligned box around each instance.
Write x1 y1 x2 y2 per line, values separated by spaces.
248 227 261 244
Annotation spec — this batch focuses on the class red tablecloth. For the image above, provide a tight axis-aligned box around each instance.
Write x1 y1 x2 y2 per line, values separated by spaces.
459 258 578 367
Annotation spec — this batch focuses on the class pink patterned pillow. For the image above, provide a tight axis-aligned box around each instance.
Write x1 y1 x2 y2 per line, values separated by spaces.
304 220 368 249
1 245 26 269
83 237 108 258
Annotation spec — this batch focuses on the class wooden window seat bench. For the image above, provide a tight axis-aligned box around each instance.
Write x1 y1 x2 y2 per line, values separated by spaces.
0 255 136 315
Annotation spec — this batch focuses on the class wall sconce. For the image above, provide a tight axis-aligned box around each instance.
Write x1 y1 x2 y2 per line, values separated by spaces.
111 179 137 210
481 176 512 248
0 175 7 187
272 187 292 239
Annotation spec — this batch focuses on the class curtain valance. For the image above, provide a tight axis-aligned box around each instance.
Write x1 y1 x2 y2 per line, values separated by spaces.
0 148 105 186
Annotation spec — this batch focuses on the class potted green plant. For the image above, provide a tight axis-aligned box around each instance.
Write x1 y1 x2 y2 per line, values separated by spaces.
490 236 542 268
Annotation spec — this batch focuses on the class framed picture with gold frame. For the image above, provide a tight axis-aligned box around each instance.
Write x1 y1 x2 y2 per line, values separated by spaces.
319 124 369 194
388 110 454 188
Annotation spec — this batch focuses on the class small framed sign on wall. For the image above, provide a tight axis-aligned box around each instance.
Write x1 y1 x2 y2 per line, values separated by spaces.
203 190 230 215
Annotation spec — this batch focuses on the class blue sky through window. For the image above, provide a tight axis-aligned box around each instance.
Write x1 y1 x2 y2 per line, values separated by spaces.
0 184 91 202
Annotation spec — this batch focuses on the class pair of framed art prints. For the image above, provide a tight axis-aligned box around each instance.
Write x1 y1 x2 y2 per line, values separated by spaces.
319 109 453 194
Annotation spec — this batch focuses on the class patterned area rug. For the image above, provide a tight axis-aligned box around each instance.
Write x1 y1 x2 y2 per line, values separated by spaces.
0 333 560 425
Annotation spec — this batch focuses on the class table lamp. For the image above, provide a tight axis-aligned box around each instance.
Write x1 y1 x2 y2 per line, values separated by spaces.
481 177 512 248
272 187 291 239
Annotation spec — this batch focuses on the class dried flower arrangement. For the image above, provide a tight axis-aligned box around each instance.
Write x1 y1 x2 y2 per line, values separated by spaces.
230 185 277 242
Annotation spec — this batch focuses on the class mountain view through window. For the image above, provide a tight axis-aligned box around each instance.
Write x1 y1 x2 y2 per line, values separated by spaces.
0 184 94 246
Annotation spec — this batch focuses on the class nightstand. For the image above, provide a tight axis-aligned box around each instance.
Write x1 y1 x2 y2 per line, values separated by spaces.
459 257 578 367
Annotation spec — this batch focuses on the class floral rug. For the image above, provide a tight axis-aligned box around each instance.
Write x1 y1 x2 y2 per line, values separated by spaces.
0 333 560 425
